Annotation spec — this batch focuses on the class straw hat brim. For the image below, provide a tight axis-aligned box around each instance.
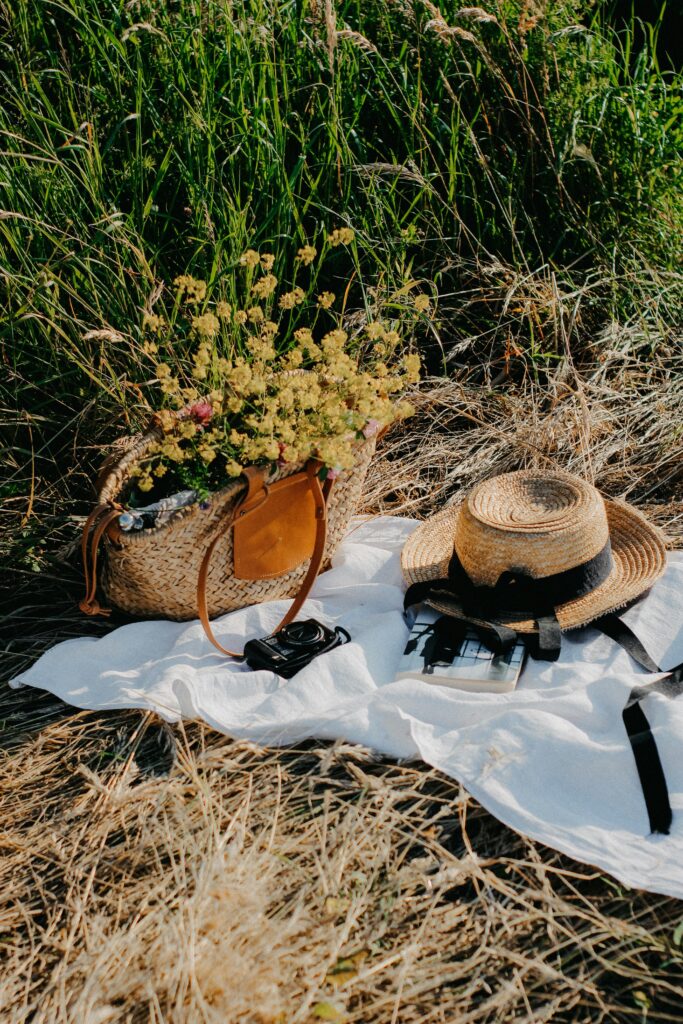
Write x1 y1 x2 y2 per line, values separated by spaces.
401 498 667 633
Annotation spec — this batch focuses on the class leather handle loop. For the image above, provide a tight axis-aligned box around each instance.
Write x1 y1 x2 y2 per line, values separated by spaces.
197 464 332 659
276 465 328 631
235 483 270 522
197 528 244 657
80 503 123 616
238 465 270 515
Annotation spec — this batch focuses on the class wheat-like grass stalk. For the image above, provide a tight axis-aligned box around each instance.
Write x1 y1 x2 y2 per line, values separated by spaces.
336 29 378 54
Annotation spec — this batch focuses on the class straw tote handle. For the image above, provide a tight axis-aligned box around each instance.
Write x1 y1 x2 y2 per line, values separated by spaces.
197 464 333 659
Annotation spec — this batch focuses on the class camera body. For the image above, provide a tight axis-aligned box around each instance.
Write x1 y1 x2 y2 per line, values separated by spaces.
244 619 350 678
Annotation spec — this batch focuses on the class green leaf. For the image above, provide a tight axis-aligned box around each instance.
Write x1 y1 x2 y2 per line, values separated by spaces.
312 1001 346 1021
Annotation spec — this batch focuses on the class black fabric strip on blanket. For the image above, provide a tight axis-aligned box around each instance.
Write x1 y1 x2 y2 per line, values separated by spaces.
594 613 683 835
623 692 674 834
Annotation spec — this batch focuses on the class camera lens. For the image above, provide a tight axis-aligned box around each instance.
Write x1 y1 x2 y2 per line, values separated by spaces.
280 621 325 648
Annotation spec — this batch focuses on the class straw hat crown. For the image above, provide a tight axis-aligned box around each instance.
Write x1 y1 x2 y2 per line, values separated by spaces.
455 471 610 586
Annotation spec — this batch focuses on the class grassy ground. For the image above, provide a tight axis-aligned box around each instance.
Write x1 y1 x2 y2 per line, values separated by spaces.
2 0 683 1020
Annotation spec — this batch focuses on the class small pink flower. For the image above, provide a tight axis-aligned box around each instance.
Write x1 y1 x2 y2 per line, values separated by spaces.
189 401 213 427
362 418 381 439
327 467 342 481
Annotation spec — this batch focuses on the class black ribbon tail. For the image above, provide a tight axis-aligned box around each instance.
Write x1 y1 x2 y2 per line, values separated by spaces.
622 695 672 835
594 613 660 673
601 610 683 836
426 615 518 670
475 620 518 654
429 616 468 666
404 576 519 655
532 612 562 662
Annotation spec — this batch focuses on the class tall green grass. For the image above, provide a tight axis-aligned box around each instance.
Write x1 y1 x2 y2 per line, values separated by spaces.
1 0 681 564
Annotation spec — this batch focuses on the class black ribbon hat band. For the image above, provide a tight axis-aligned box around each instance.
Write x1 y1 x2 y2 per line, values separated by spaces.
446 539 614 613
403 539 614 650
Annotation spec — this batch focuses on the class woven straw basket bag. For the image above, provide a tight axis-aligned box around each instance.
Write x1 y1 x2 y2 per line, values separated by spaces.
81 414 375 648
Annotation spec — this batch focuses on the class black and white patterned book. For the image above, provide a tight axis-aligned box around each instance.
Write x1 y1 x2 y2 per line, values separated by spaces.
397 606 526 692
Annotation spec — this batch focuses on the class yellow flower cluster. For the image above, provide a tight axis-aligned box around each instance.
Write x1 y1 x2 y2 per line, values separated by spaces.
279 287 305 309
133 242 431 492
174 275 207 303
142 312 165 333
140 323 419 486
328 227 355 246
192 312 220 338
251 274 278 299
141 339 158 357
297 245 316 265
238 249 260 268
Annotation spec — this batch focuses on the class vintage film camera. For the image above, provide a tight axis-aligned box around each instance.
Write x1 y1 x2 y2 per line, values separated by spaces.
244 619 350 678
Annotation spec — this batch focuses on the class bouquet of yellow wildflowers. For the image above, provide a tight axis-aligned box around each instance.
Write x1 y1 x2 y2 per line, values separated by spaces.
131 229 430 500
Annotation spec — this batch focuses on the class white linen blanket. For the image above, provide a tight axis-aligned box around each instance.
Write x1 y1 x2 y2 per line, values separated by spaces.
11 517 683 898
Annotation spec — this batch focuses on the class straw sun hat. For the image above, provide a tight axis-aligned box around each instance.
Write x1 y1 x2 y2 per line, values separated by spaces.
401 470 667 636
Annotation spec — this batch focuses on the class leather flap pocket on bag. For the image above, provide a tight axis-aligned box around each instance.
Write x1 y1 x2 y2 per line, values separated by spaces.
232 471 318 580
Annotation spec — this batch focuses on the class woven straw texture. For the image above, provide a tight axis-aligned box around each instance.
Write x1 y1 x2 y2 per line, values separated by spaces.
401 471 667 632
97 424 375 621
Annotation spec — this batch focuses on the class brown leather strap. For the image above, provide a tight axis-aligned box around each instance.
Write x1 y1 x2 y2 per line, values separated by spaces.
80 502 123 616
273 463 328 630
241 464 269 508
197 464 333 658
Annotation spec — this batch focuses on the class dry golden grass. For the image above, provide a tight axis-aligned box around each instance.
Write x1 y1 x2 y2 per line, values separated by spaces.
2 344 683 1023
3 704 683 1024
3 706 683 1024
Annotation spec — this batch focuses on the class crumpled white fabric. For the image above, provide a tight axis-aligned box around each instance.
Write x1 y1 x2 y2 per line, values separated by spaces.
11 517 683 897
